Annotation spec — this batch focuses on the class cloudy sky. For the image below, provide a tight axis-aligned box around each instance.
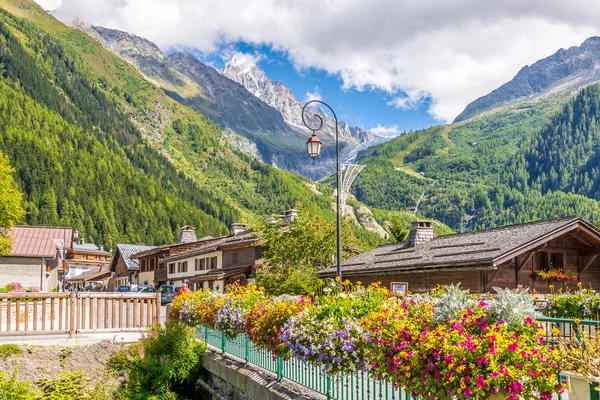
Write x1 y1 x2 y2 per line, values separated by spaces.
35 0 599 132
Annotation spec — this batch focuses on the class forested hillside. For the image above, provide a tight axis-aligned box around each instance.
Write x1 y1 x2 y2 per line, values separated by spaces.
353 92 600 231
0 0 402 249
507 84 600 198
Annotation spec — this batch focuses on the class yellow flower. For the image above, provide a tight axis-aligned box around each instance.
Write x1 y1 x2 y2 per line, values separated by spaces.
356 281 362 285
549 285 554 289
335 276 340 283
574 318 581 324
538 328 546 335
551 328 560 336
343 279 351 286
553 310 557 315
578 282 583 289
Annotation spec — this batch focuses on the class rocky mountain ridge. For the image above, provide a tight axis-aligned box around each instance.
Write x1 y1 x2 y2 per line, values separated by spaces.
455 36 600 122
222 53 379 146
82 25 341 179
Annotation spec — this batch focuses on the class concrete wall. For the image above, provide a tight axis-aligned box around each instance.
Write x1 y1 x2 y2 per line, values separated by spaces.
199 351 320 400
0 256 60 291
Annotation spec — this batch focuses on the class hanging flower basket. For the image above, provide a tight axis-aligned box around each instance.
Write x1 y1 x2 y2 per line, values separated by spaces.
536 268 576 281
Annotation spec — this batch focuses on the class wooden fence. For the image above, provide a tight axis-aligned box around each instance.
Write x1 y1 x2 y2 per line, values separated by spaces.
0 292 161 337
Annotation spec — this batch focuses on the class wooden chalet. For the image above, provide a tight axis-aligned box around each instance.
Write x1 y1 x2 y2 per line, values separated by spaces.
109 244 157 289
318 217 600 294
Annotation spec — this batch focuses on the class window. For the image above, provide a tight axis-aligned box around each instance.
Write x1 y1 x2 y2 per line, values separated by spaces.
150 258 156 271
232 252 238 266
201 258 206 270
168 263 175 274
141 260 147 272
211 257 218 269
178 261 188 273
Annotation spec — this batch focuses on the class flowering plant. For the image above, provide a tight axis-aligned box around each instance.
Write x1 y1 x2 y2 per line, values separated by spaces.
171 290 224 328
172 282 565 398
6 282 24 292
536 268 576 281
214 284 264 338
244 295 309 358
542 284 600 319
557 333 600 380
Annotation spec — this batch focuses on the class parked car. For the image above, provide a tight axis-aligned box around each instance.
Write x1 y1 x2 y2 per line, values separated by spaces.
159 285 182 304
136 285 156 293
116 285 131 292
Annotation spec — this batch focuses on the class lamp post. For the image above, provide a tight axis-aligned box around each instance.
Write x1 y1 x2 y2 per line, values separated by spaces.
302 100 342 281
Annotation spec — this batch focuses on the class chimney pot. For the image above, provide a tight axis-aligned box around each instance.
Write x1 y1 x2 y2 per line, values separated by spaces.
231 223 248 235
404 220 436 248
283 209 298 223
177 225 197 244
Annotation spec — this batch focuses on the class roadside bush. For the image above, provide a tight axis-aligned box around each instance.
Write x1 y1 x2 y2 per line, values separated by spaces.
0 369 38 399
111 321 207 399
0 344 22 358
38 371 92 399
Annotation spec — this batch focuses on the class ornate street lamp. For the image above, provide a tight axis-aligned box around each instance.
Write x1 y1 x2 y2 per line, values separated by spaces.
306 131 322 159
301 100 342 281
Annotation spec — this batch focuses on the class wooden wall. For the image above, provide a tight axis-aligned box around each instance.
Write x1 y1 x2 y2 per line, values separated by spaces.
345 270 484 293
222 246 265 269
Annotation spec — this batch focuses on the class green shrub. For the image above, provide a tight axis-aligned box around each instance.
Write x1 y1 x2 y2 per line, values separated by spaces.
0 369 38 399
0 344 22 358
38 371 90 399
111 322 207 399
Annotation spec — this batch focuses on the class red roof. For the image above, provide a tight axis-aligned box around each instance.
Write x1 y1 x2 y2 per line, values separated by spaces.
8 226 73 258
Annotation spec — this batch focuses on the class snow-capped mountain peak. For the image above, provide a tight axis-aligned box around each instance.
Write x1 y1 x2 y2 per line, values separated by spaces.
222 53 380 146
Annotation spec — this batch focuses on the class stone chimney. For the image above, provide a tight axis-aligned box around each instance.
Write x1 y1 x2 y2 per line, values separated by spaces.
177 225 197 244
268 214 284 224
404 220 436 248
283 209 298 224
231 223 248 236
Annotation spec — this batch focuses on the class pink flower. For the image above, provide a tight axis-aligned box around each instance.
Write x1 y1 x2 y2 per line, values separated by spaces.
507 343 518 352
490 371 499 379
475 376 487 388
464 386 472 396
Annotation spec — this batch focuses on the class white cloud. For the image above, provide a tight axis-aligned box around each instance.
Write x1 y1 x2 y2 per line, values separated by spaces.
42 0 600 122
304 87 322 102
370 124 400 137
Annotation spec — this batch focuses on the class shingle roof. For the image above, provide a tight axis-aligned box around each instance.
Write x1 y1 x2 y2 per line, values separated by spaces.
115 244 158 271
163 230 257 262
73 242 110 254
7 226 73 258
319 217 596 277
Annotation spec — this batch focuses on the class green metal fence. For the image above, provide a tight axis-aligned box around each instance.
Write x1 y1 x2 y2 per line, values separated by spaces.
200 326 411 400
199 318 594 400
537 316 600 345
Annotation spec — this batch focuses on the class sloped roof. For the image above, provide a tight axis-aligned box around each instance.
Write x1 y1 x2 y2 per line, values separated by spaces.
319 217 599 277
7 226 73 258
189 266 251 282
73 242 111 254
113 244 158 271
163 230 257 263
66 264 111 282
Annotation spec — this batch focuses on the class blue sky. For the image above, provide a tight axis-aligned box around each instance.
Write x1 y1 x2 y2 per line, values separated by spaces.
192 43 441 135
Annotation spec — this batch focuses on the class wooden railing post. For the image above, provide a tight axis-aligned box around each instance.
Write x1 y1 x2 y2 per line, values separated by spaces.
155 292 161 325
69 291 76 338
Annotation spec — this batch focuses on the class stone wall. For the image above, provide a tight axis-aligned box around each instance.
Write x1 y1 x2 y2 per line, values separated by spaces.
198 351 322 400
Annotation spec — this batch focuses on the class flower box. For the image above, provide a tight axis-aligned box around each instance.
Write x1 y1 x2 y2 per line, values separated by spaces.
560 371 600 399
